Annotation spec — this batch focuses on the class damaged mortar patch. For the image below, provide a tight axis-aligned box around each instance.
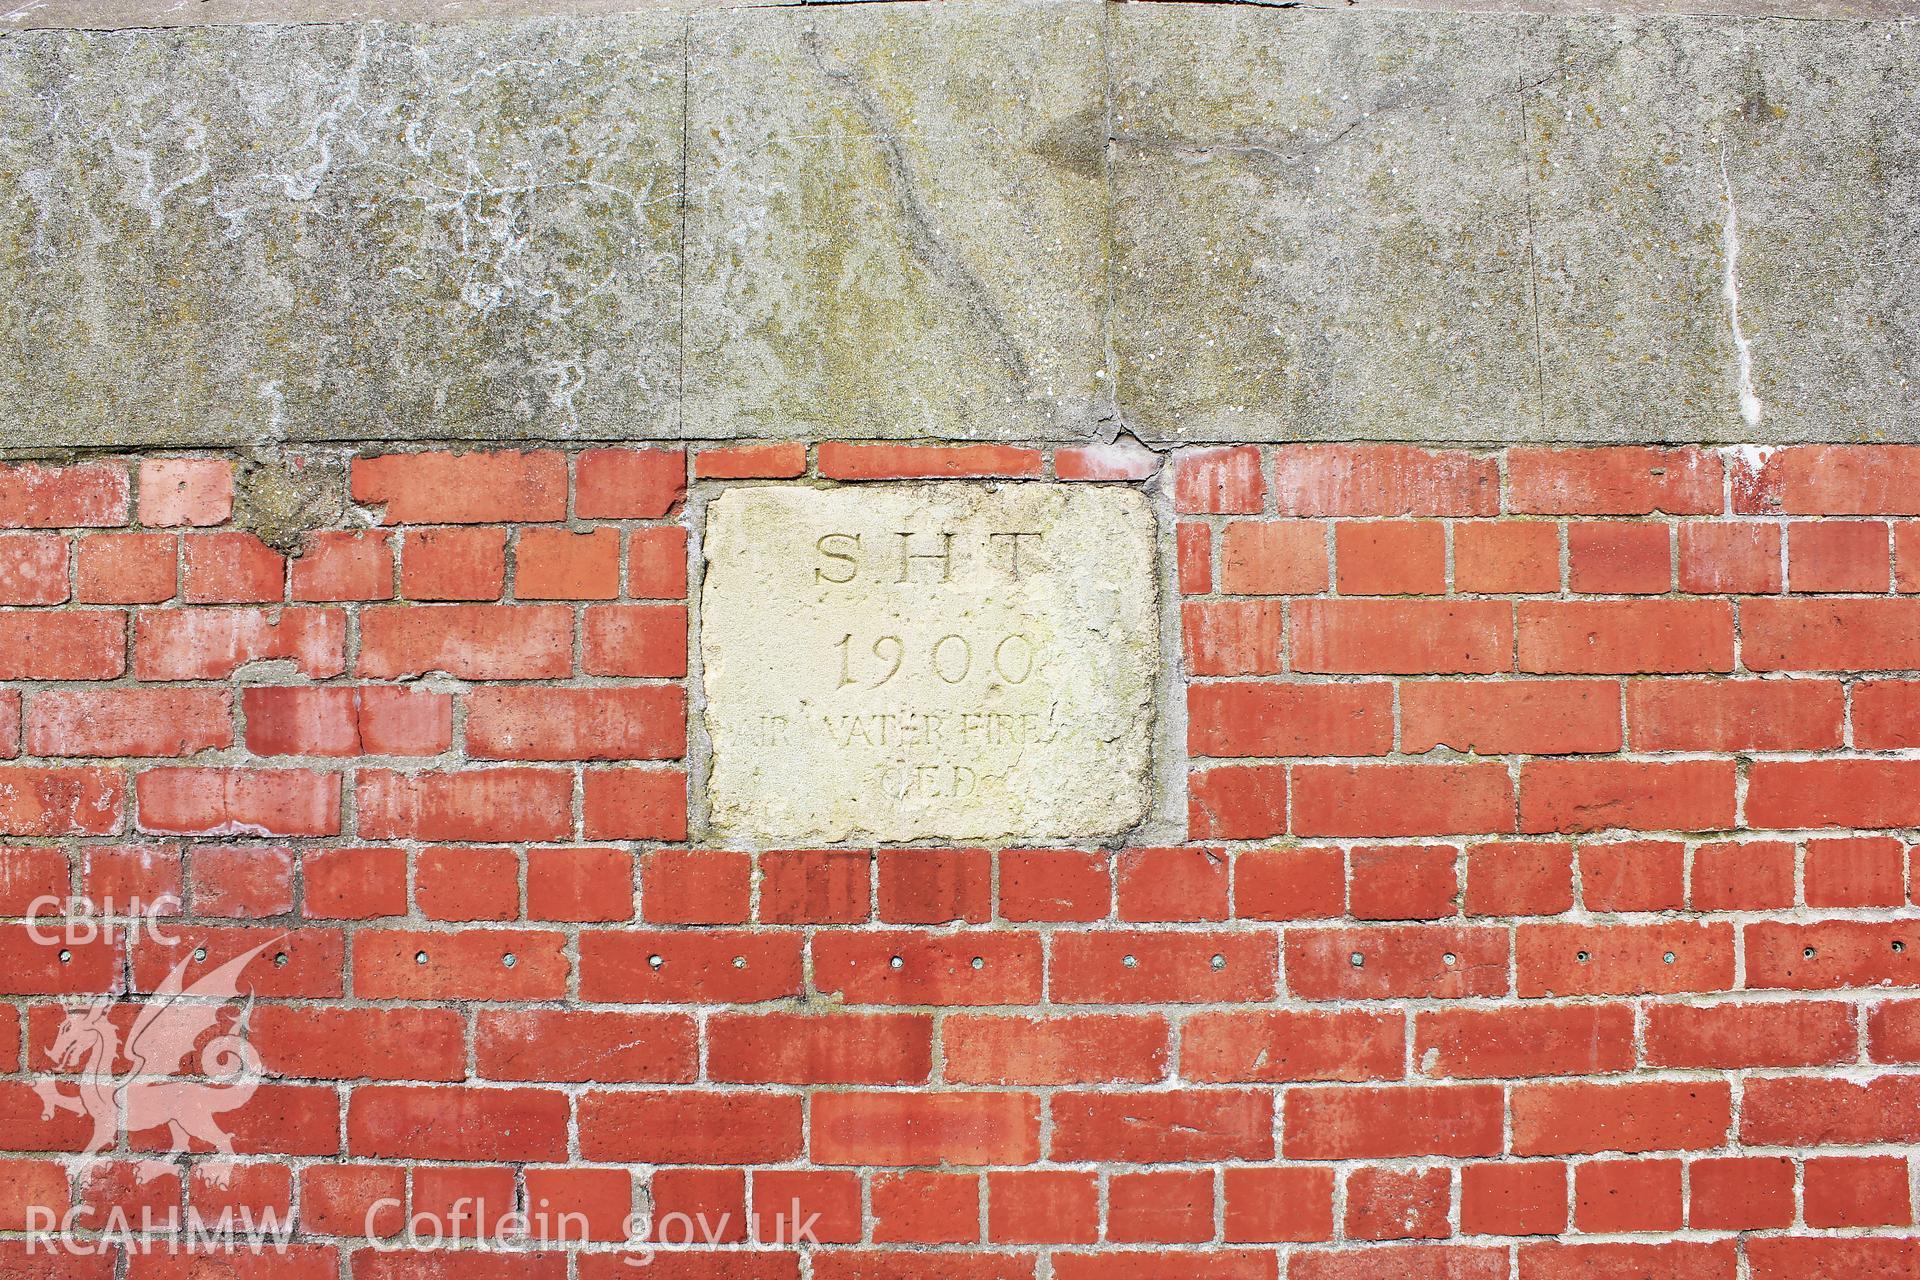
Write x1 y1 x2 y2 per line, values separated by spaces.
234 451 348 554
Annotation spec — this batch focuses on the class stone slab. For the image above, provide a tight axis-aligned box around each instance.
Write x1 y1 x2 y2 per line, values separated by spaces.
0 14 681 448
700 482 1159 845
681 0 1110 441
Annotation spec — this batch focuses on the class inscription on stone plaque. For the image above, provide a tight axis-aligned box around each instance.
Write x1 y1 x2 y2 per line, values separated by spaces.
701 484 1158 844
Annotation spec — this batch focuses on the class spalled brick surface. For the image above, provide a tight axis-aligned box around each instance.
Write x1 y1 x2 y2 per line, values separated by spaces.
2 442 1919 1276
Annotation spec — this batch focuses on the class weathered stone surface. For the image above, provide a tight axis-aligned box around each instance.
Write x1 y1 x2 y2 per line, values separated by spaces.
682 1 1109 441
0 14 680 448
700 483 1158 845
1529 16 1920 442
1111 6 1545 443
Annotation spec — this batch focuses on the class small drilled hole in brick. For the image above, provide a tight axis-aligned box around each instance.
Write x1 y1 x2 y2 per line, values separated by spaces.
415 952 428 965
969 956 984 970
1804 947 1818 959
1349 952 1365 968
57 949 71 964
648 954 664 970
1443 953 1456 966
273 952 288 967
193 948 207 963
1576 951 1590 963
1210 954 1226 970
502 953 517 968
732 956 747 968
1662 952 1676 964
888 955 904 970
1122 954 1137 968
1894 941 1906 953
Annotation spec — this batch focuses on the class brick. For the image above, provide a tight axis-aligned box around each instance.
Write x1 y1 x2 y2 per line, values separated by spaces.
1217 520 1328 594
1507 446 1722 515
469 687 683 761
1110 1168 1213 1243
1460 1162 1566 1237
300 1165 405 1238
1741 444 1920 514
575 448 685 518
1292 599 1512 674
1184 1009 1402 1082
1790 518 1890 591
182 532 286 603
987 1172 1097 1246
1678 520 1781 593
126 927 333 1001
997 849 1108 922
1346 1165 1449 1241
27 688 230 757
0 923 120 994
813 1092 1039 1166
1177 522 1212 594
815 930 1042 1006
133 607 342 680
1689 1156 1794 1230
1292 1246 1505 1280
1453 520 1559 593
1188 681 1393 757
83 843 183 914
1512 1080 1731 1154
356 768 570 842
1183 600 1283 675
254 1007 465 1082
190 844 295 916
1236 846 1344 920
0 462 129 528
709 1012 932 1085
1055 1253 1270 1280
626 524 688 598
1518 760 1735 833
1803 1156 1912 1227
1415 1004 1634 1079
754 1170 861 1244
1051 930 1276 1003
136 768 337 837
642 849 750 924
1523 1242 1734 1280
1690 839 1795 911
871 1171 978 1244
476 1009 696 1083
1288 925 1508 1001
1284 1085 1503 1159
580 930 802 1004
1644 1001 1857 1068
359 603 571 678
1567 521 1671 593
1401 680 1620 755
401 527 506 599
353 928 568 1001
1173 446 1265 514
1517 921 1734 997
1574 1158 1683 1232
1348 844 1458 920
1053 1090 1271 1161
75 532 175 602
0 846 61 912
1222 1167 1334 1244
524 1166 633 1243
1336 521 1446 594
1054 439 1160 481
139 458 232 527
879 847 991 924
303 847 407 919
1293 763 1514 837
583 603 688 676
1464 841 1572 916
1747 759 1920 829
244 686 450 757
1743 1075 1920 1145
1742 597 1920 670
527 846 634 923
348 1085 568 1162
352 451 568 524
582 767 688 840
0 611 125 679
943 1013 1168 1085
516 527 620 599
1627 677 1842 751
695 442 807 480
817 442 1042 480
1853 679 1920 747
1273 445 1498 516
1189 764 1288 839
1900 520 1920 590
290 530 392 601
1805 835 1905 907
416 846 518 921
0 534 67 604
1578 840 1685 911
758 849 871 924
1117 846 1227 921
1869 1001 1920 1062
1518 600 1733 673
1745 920 1920 990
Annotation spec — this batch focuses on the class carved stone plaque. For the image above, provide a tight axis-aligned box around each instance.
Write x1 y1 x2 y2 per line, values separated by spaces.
701 483 1158 844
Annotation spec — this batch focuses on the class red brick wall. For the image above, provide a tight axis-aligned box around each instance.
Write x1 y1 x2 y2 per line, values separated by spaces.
3 442 1920 1277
